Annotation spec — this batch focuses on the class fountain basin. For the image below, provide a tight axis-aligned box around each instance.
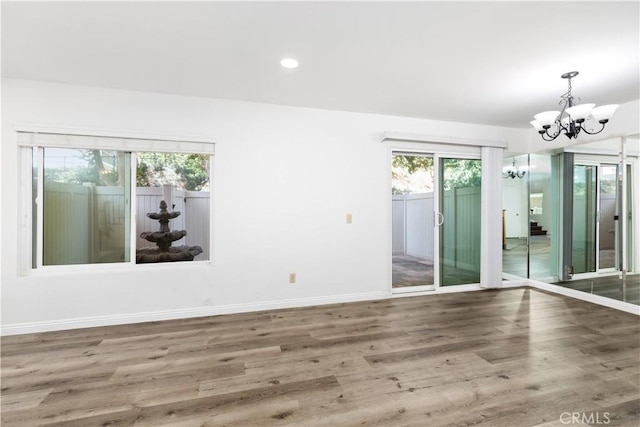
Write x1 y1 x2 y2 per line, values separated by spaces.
136 245 203 263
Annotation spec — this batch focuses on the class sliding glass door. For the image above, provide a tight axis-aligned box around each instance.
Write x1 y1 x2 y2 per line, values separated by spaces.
572 164 598 274
391 152 481 291
572 162 624 275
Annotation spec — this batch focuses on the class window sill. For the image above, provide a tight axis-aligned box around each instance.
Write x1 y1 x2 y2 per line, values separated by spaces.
23 259 214 278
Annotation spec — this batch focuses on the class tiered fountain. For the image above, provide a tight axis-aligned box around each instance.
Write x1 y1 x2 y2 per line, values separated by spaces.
136 200 203 263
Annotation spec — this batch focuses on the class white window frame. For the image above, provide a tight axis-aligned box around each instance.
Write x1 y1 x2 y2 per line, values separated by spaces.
16 124 215 275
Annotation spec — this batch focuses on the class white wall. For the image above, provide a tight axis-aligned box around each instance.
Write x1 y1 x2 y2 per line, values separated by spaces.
502 176 528 238
0 78 545 333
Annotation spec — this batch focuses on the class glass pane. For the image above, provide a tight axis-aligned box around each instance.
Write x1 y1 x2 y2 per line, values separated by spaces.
42 148 130 265
598 164 618 269
626 164 634 272
391 154 434 288
32 149 38 268
502 154 529 278
439 158 481 286
529 154 555 280
136 152 210 262
572 165 597 274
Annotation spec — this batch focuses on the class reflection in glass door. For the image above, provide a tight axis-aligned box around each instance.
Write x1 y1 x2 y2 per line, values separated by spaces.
573 163 622 274
625 164 635 272
572 164 597 274
598 164 619 270
439 158 482 286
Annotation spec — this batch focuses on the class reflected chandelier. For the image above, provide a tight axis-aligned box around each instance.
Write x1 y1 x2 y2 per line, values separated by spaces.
530 71 618 142
503 157 526 179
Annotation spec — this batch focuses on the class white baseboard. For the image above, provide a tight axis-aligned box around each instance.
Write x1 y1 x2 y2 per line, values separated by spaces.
392 283 483 298
0 291 391 336
4 279 638 336
501 277 529 288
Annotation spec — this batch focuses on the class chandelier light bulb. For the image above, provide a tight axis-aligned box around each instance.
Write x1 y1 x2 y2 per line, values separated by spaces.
565 103 595 122
534 111 560 128
530 120 544 132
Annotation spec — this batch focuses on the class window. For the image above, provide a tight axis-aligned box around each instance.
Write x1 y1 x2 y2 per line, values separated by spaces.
36 147 131 266
19 131 214 271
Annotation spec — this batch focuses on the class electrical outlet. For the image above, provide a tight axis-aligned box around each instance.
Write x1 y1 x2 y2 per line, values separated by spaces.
289 273 296 284
346 213 352 224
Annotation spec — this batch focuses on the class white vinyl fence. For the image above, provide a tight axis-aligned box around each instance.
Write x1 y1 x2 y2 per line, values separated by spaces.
43 183 209 264
441 187 481 271
392 187 481 271
599 193 617 250
392 192 434 260
572 192 617 272
43 182 128 265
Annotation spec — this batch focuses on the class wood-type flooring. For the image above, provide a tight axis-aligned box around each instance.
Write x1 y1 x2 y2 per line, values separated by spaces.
2 288 639 426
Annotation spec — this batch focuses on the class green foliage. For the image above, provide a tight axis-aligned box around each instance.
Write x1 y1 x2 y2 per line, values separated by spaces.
43 149 121 186
136 160 152 188
392 155 481 192
44 164 97 185
136 153 209 191
392 155 433 173
442 159 482 190
391 155 435 194
173 154 210 191
43 149 210 191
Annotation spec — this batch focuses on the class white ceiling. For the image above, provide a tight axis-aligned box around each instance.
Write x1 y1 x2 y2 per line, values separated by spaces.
2 1 639 128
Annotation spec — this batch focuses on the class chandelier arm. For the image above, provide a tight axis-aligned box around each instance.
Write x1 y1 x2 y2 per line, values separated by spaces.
557 98 572 130
541 130 558 142
581 121 606 135
556 118 569 133
542 123 561 141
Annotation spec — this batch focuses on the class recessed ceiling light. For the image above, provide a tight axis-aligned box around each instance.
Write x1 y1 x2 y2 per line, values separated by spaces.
280 58 299 69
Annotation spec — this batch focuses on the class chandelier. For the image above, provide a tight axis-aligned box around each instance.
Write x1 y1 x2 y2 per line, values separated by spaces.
503 157 526 179
530 71 618 142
